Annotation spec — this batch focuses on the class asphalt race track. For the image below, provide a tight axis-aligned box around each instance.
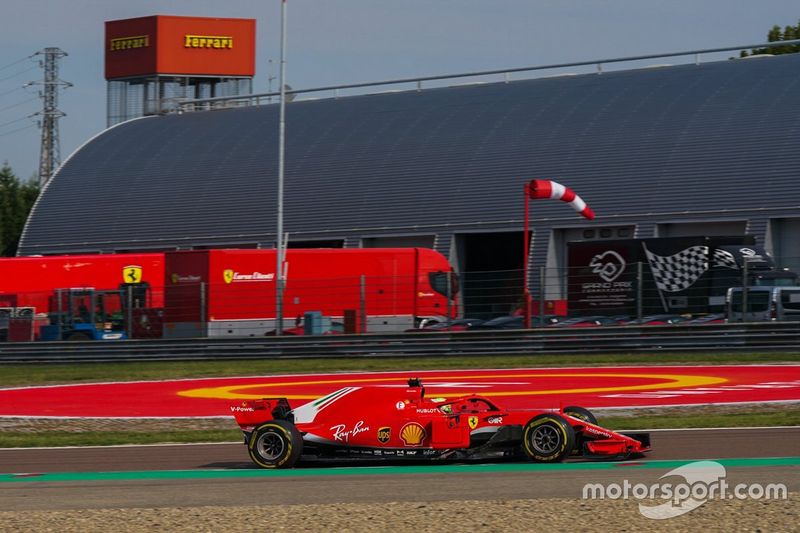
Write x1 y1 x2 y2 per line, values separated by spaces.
1 427 798 511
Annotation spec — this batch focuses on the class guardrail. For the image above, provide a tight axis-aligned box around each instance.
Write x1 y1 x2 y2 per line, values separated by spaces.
1 322 798 364
174 39 800 110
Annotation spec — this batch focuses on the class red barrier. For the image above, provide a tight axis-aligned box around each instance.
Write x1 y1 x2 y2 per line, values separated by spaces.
0 365 797 418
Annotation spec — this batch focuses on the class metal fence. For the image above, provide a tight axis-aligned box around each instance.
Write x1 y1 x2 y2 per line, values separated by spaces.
172 40 800 112
1 260 799 343
1 321 799 364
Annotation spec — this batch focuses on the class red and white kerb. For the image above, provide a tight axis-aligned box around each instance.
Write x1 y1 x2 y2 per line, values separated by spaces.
527 179 595 220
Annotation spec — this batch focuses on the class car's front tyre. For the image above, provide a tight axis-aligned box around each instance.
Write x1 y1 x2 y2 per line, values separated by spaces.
564 405 598 425
248 419 303 469
522 413 575 463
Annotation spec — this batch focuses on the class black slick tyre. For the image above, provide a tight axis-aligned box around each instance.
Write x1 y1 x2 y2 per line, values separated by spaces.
563 406 598 425
248 419 303 469
522 413 575 463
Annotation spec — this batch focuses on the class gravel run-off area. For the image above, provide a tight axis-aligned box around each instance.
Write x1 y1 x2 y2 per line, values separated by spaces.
0 496 797 532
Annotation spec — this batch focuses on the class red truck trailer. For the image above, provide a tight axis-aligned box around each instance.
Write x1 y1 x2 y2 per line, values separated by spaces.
163 248 458 337
0 253 164 341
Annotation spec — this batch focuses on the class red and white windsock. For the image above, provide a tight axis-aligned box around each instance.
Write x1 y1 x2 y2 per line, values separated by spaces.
527 179 595 220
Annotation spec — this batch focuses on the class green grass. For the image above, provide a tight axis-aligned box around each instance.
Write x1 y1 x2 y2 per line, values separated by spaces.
601 408 800 430
0 429 242 448
2 351 799 387
2 408 797 448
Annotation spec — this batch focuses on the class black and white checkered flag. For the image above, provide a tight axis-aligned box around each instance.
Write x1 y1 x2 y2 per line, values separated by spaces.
712 248 739 270
643 245 709 292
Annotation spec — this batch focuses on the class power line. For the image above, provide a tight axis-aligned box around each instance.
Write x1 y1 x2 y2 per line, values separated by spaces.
0 114 33 130
0 55 34 73
0 123 36 138
0 65 38 83
0 96 38 114
0 85 26 99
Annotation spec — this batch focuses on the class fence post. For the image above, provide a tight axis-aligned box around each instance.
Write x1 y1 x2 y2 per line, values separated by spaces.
446 271 452 326
200 282 207 335
636 262 643 321
126 285 133 339
56 288 63 341
359 275 367 333
741 259 749 322
539 266 546 322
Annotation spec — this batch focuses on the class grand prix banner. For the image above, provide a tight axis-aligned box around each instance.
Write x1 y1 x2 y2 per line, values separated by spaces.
1 365 798 418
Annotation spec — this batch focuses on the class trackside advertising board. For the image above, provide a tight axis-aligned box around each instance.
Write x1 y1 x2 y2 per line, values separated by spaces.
566 236 762 316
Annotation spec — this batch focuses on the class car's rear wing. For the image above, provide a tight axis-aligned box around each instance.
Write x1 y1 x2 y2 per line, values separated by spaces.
231 397 293 427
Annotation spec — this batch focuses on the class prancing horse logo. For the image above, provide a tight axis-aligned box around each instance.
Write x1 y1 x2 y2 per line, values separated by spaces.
123 265 142 284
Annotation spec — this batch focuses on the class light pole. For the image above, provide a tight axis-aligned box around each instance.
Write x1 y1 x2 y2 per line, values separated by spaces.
267 59 276 103
275 0 288 334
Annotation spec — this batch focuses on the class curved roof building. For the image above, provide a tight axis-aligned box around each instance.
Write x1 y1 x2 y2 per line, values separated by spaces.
20 53 800 299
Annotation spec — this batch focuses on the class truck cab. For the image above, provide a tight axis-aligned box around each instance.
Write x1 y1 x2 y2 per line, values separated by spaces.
726 286 800 322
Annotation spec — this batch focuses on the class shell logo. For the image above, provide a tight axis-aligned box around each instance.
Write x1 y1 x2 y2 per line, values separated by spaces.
400 422 426 447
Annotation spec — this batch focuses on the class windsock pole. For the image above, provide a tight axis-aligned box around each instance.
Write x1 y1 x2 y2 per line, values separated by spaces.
523 180 595 328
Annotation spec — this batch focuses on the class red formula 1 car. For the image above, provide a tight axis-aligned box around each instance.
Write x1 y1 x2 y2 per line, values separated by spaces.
231 378 651 469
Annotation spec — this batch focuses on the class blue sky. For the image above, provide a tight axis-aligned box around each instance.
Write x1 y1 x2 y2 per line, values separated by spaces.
0 0 797 179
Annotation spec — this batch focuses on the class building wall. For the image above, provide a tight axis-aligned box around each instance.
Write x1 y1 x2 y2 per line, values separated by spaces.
20 54 800 286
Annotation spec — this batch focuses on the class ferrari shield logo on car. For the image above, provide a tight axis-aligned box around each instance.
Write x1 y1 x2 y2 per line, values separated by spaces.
400 422 426 446
468 416 479 429
223 269 234 284
123 265 142 284
377 427 391 444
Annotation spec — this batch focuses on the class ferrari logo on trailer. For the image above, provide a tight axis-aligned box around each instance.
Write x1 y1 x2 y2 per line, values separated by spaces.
377 427 391 444
400 422 426 447
123 265 142 284
468 416 479 429
223 269 234 284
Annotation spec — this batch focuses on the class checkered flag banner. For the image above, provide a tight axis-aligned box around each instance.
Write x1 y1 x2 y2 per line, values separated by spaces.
712 248 739 270
643 245 709 292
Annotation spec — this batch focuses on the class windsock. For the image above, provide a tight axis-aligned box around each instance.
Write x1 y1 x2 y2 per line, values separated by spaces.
527 179 595 220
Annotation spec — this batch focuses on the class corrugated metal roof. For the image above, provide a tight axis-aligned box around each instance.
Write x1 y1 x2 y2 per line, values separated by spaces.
19 54 800 255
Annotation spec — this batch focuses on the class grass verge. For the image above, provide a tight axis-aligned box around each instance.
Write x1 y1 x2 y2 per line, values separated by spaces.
600 407 800 430
0 430 241 448
2 351 799 387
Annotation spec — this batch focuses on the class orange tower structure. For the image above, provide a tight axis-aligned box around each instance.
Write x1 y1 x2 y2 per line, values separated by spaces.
105 15 256 125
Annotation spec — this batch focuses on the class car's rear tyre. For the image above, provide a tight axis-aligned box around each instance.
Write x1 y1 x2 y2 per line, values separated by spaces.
248 419 303 469
522 413 575 463
564 406 597 425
